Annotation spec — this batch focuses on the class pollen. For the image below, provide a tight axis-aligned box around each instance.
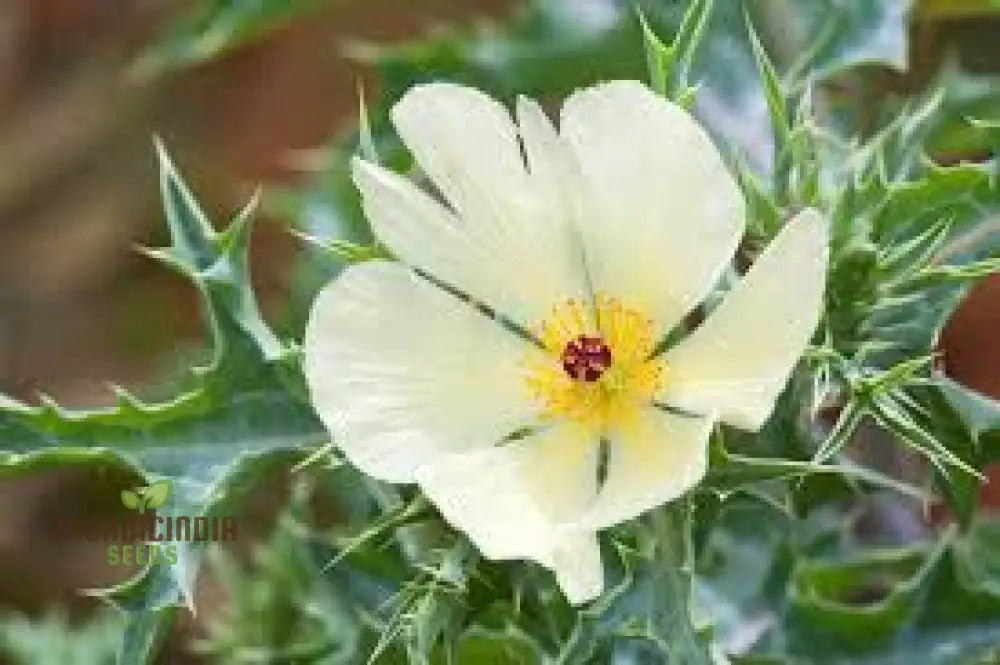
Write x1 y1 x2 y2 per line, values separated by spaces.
524 294 664 429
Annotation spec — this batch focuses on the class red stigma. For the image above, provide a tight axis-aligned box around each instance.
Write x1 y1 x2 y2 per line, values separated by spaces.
561 335 612 382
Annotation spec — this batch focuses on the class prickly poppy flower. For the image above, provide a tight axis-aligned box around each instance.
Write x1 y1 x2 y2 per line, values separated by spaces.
304 80 827 604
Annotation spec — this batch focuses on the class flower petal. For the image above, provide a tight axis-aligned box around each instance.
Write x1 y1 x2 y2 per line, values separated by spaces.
560 80 744 338
582 408 713 530
415 423 604 604
516 96 586 226
356 83 587 327
515 421 601 522
659 208 828 430
551 531 604 605
303 260 541 483
391 82 526 221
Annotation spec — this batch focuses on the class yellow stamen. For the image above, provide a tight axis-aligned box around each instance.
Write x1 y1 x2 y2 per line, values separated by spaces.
524 294 665 430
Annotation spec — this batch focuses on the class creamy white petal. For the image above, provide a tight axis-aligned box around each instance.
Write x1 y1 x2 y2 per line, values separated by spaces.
659 209 828 430
551 531 604 605
514 421 601 522
360 83 587 327
417 446 554 563
560 80 744 338
516 96 584 222
391 82 527 221
303 260 542 483
415 423 605 604
582 408 713 530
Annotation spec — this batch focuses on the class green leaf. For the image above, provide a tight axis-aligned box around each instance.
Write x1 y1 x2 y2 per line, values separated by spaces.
704 436 928 501
557 502 712 665
912 257 1000 283
0 145 327 664
147 139 286 370
746 12 792 200
954 518 1000 597
669 0 713 85
0 611 123 665
873 161 1000 250
97 449 312 664
869 390 982 479
747 521 1000 663
117 606 175 665
787 538 949 651
924 65 1000 157
450 626 543 665
878 216 954 281
194 480 363 663
810 401 864 466
639 10 670 97
638 0 712 105
292 230 392 265
903 376 1000 524
826 156 1000 367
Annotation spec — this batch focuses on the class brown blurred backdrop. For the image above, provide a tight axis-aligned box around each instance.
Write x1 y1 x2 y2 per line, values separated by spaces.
0 1 517 658
0 0 509 407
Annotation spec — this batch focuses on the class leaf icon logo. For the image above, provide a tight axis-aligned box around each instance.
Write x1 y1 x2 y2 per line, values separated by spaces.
121 490 141 510
121 479 172 513
143 480 172 510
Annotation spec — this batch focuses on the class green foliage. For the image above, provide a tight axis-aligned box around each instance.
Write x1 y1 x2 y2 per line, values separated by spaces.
0 612 122 665
639 0 712 106
0 142 328 663
704 502 1000 664
193 485 362 663
5 0 1000 664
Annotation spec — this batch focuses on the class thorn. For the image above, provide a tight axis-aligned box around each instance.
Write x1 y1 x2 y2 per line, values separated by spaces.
152 133 167 159
220 187 261 250
357 80 378 163
289 228 326 250
134 244 192 275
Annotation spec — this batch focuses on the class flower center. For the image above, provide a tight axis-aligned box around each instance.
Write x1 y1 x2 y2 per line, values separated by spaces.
561 335 612 382
524 295 664 429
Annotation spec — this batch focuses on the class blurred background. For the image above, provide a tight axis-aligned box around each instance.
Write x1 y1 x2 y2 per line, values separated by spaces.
0 0 512 407
0 2 515 662
1 0 1000 662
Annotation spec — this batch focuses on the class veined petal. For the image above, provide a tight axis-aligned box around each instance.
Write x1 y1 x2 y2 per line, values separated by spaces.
659 209 828 430
391 82 527 221
582 408 713 530
415 423 604 604
362 83 588 327
560 80 744 339
515 421 601 522
303 260 541 483
516 96 585 227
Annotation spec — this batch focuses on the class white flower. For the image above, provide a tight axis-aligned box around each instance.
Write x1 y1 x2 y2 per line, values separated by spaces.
304 80 827 605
